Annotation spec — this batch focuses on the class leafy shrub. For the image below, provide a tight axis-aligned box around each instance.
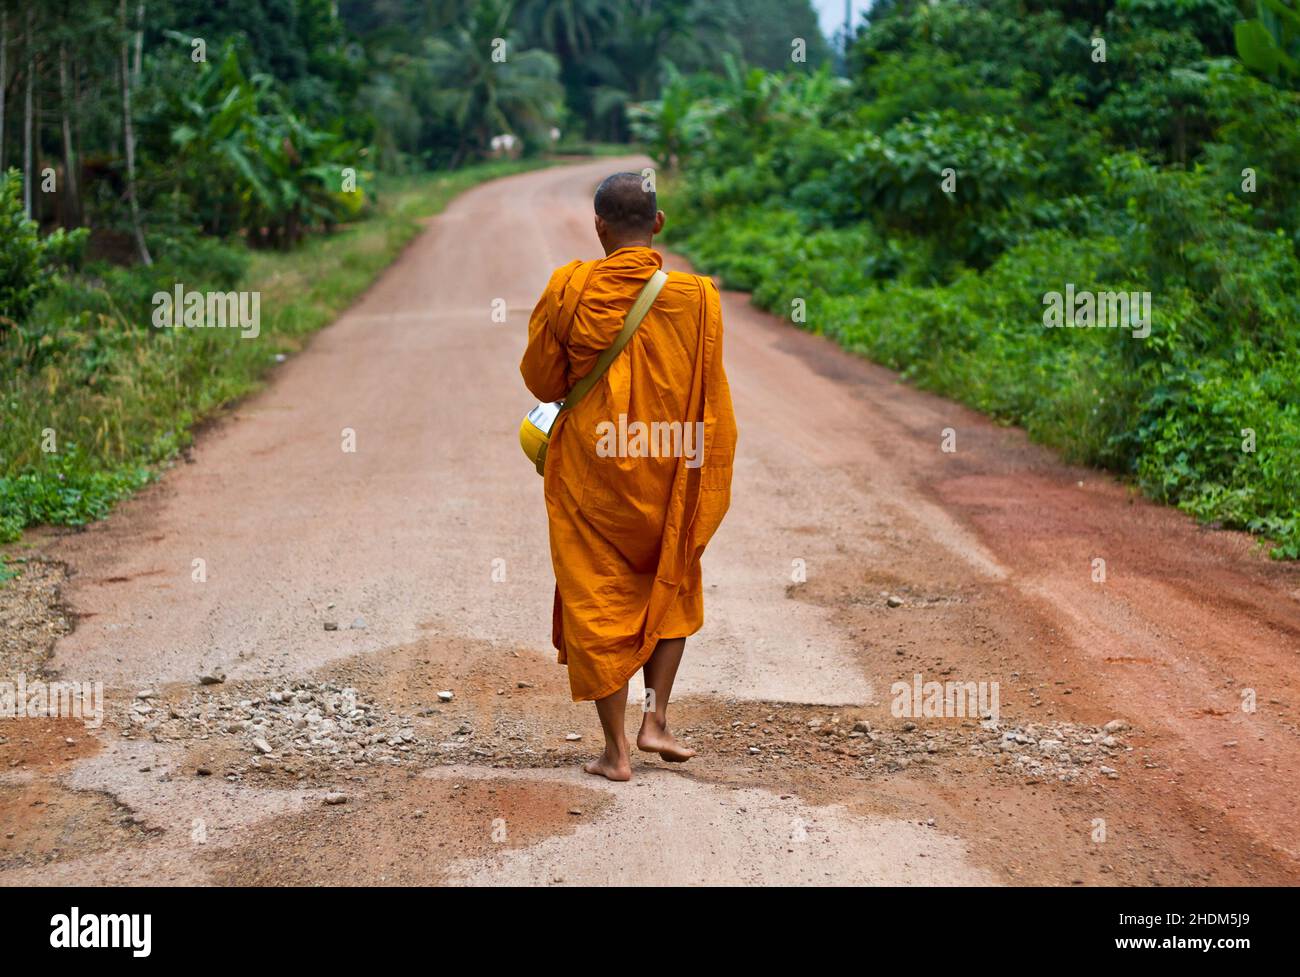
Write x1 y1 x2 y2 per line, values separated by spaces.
0 447 153 544
0 170 89 325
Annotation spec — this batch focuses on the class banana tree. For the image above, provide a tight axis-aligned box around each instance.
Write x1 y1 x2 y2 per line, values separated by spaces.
1236 0 1300 85
241 107 369 247
159 40 369 246
626 63 718 171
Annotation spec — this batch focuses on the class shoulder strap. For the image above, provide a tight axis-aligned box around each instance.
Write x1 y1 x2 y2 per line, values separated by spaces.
562 269 668 412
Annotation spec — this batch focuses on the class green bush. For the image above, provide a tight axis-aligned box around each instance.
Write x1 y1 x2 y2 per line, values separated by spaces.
0 170 89 325
0 447 152 544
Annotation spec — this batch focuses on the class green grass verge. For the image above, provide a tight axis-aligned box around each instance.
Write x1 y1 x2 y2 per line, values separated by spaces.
553 141 642 157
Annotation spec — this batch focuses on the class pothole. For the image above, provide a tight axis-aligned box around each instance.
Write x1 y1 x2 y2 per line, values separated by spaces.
681 703 1132 784
112 680 435 780
110 677 588 781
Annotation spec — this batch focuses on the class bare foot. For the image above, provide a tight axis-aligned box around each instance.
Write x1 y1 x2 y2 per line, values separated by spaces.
637 723 696 763
583 751 632 781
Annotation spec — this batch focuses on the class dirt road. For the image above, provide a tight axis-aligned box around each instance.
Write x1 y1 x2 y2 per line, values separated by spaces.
4 158 1299 886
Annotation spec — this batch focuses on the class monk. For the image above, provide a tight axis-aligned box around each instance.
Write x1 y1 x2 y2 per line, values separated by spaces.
520 172 737 781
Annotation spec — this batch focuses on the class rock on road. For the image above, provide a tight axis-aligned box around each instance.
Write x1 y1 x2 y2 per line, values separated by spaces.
5 158 1300 887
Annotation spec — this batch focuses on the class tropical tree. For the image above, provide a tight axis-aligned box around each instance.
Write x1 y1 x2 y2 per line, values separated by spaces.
423 0 563 162
515 0 626 140
627 62 719 171
1235 0 1300 86
515 0 621 56
153 40 368 246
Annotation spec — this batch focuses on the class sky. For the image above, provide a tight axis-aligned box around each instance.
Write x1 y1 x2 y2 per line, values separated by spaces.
811 0 873 42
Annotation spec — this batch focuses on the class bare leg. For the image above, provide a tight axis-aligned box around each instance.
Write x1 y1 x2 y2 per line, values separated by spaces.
637 637 696 762
583 683 632 781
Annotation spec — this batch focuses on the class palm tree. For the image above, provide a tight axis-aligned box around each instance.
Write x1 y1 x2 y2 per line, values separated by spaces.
424 0 563 163
613 0 740 101
515 0 621 58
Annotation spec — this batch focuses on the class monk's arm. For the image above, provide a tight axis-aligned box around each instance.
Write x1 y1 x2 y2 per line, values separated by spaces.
520 267 572 403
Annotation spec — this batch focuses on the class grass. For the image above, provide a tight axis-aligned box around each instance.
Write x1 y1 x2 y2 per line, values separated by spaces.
552 140 640 157
0 158 552 580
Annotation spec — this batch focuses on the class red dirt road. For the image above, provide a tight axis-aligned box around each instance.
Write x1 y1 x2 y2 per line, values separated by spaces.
4 158 1299 886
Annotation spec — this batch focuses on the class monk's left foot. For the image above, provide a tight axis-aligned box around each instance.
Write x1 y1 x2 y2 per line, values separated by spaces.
637 723 696 763
583 751 632 781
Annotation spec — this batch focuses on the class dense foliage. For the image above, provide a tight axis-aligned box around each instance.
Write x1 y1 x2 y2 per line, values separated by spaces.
2 0 827 256
652 0 1300 557
342 0 829 167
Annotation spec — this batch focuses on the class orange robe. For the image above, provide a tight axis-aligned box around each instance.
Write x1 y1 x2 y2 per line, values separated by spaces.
521 246 737 701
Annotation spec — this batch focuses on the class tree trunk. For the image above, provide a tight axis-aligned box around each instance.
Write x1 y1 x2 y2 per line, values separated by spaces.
286 204 300 249
34 64 41 225
133 2 143 80
1 10 8 175
119 0 151 264
59 43 80 227
22 7 33 218
74 57 84 180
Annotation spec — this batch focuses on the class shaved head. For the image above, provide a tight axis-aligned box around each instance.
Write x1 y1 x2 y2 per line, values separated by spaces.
594 172 657 234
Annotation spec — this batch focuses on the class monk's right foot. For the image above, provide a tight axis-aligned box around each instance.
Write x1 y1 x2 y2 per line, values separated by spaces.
582 751 632 782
